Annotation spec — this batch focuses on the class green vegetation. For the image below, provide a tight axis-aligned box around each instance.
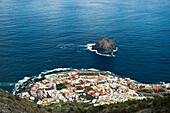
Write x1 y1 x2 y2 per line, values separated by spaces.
51 102 91 112
84 94 95 101
154 88 165 93
0 88 170 113
56 83 67 90
138 88 166 93
47 92 52 98
0 88 47 113
25 88 30 92
138 89 152 93
167 87 170 90
97 82 105 84
50 94 170 113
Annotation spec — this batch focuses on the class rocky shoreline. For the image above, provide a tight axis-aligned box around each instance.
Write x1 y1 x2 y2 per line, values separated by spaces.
89 38 117 56
13 68 170 107
13 68 72 94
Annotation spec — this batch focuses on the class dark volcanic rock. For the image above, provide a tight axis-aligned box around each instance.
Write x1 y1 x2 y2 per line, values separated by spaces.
92 38 116 55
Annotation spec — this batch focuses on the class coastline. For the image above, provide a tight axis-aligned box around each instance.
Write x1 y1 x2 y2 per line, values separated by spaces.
13 67 170 95
13 68 72 95
87 43 118 57
13 67 170 107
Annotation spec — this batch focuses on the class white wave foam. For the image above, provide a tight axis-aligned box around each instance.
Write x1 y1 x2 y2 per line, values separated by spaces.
79 45 88 47
41 68 70 74
87 68 100 71
12 77 31 94
45 68 71 72
56 43 75 49
13 67 170 96
87 43 118 57
18 77 30 84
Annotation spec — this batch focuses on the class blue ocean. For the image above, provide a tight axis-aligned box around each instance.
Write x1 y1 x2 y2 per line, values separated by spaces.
0 0 170 92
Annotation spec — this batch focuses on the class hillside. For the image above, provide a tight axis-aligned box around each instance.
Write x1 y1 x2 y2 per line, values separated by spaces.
0 88 170 113
49 94 170 113
0 88 47 113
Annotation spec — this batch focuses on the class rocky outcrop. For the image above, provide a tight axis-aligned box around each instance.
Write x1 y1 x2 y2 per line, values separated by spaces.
0 102 11 113
0 88 47 113
92 38 116 56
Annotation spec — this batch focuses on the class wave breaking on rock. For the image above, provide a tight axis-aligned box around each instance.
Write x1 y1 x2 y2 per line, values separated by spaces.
87 38 118 57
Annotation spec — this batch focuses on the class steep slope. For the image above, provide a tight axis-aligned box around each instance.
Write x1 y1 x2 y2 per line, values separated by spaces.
0 88 169 113
0 88 47 113
50 94 170 113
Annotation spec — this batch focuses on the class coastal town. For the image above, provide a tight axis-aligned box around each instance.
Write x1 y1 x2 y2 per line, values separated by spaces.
15 68 170 107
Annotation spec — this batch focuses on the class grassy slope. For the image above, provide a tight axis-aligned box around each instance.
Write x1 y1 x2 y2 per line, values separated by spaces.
51 94 170 113
0 88 48 113
0 88 169 113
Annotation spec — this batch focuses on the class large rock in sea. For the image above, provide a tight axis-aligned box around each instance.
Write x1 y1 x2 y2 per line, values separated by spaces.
92 38 116 56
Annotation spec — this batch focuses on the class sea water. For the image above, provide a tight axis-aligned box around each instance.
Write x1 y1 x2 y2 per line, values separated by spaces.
0 0 170 92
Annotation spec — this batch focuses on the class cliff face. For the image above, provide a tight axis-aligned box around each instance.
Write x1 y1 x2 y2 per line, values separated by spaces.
0 88 47 113
92 38 116 55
